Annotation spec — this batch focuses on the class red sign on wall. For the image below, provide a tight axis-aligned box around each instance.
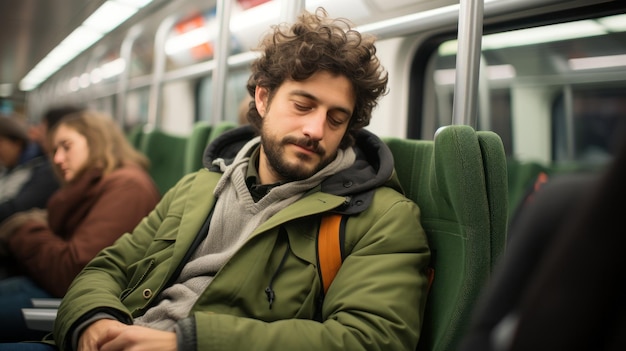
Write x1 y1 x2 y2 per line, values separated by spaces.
174 15 214 60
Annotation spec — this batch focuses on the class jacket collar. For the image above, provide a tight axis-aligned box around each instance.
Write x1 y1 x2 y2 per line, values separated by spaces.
203 126 401 215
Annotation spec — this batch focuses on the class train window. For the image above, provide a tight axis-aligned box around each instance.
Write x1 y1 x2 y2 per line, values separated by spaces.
552 85 626 165
166 10 221 71
90 47 124 86
164 0 264 72
90 97 116 117
125 88 150 129
161 80 196 134
129 33 155 78
421 13 626 168
196 67 250 124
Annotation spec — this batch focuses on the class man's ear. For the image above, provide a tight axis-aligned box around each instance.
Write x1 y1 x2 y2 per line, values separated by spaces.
255 86 268 116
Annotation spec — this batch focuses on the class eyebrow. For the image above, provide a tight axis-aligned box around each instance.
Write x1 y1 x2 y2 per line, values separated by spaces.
290 90 353 118
54 138 73 146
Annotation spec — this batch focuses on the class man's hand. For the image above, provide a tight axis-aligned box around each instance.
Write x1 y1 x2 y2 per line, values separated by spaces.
78 319 177 351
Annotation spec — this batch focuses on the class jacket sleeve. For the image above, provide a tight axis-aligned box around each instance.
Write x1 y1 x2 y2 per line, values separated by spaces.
190 194 430 351
52 172 196 351
0 161 59 223
7 170 159 297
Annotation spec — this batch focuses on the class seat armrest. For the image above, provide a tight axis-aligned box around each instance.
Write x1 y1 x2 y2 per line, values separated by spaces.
31 298 62 308
22 308 57 332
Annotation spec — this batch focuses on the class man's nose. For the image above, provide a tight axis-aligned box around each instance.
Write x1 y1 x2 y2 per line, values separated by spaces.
302 110 326 141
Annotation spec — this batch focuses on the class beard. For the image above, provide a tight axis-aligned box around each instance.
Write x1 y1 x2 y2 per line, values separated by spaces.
260 130 334 182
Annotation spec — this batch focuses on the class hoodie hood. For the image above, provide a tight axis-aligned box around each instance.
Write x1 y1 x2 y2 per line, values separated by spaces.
204 125 259 168
203 125 402 215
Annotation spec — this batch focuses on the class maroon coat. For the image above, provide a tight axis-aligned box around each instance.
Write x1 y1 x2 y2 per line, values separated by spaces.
7 165 160 297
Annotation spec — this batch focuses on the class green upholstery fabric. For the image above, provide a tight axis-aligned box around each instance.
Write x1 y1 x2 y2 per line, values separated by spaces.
207 121 238 143
139 128 188 196
184 121 213 174
477 131 509 266
126 123 146 150
383 125 508 351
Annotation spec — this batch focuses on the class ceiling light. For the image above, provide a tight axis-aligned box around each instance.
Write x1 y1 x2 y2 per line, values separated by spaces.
434 64 516 85
100 58 127 78
19 0 154 92
84 2 138 33
484 21 606 50
116 0 153 8
439 17 613 56
165 27 212 55
598 14 626 32
569 54 626 70
486 64 516 80
58 27 103 53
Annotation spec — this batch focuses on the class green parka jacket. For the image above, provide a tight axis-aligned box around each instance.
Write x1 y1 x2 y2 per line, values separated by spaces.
53 126 431 351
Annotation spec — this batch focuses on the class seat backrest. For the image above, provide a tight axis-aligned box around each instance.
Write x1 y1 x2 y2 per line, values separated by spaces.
126 123 146 150
139 128 188 195
207 121 238 144
383 125 508 351
476 130 509 266
184 121 213 174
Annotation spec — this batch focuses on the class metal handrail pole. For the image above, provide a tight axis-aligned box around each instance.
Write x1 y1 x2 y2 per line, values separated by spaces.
117 24 143 126
147 15 177 129
451 0 484 127
210 0 234 125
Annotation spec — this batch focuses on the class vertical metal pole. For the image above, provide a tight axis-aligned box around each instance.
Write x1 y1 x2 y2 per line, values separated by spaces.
281 0 305 23
117 25 143 127
451 0 484 127
210 0 234 126
148 15 177 129
563 85 575 161
477 54 491 130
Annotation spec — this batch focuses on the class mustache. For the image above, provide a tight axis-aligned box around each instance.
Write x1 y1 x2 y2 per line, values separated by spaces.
283 136 325 155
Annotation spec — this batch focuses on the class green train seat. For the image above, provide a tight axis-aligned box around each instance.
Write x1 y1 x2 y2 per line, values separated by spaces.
384 124 508 351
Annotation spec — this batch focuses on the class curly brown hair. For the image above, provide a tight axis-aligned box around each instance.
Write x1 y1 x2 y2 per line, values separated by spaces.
245 7 388 148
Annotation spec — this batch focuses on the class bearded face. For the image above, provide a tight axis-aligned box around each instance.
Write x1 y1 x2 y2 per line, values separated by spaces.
254 71 355 184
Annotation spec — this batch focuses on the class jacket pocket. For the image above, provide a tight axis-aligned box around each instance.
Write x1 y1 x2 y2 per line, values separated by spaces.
120 258 156 301
261 233 320 320
142 215 181 256
120 216 180 302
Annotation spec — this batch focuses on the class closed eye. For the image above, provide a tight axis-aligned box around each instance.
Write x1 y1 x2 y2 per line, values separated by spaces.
294 102 312 112
327 116 345 127
58 140 73 153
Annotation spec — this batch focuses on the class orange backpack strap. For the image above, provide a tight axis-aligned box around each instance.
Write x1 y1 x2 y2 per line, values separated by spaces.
317 214 345 295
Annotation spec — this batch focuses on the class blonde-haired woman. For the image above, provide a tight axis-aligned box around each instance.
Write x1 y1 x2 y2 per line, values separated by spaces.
0 110 160 342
